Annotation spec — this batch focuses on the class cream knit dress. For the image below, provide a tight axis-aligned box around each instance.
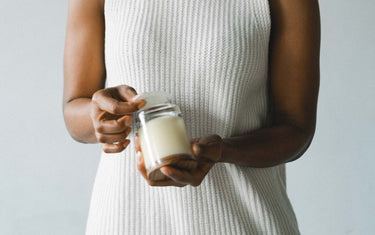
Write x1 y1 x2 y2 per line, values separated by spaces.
85 0 300 234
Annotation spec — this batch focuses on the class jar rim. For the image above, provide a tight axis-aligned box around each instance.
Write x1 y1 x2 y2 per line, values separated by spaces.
132 91 172 112
137 103 177 115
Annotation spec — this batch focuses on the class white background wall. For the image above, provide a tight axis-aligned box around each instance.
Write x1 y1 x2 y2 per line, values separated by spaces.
0 1 374 234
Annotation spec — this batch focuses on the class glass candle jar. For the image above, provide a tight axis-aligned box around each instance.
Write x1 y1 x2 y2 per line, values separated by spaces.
132 92 196 181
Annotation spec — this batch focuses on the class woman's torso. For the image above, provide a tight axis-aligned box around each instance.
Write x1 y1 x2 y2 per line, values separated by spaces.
85 1 300 234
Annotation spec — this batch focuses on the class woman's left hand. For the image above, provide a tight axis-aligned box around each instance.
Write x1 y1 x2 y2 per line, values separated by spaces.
135 134 224 187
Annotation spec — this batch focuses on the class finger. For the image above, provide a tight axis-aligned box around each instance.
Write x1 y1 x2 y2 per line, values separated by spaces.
94 116 132 134
115 85 137 99
191 135 223 161
136 152 186 187
116 85 138 101
102 140 130 153
146 179 187 187
132 99 147 110
134 135 142 152
160 166 193 185
191 134 222 147
192 143 203 156
137 151 149 181
92 90 139 115
190 137 199 145
161 161 214 187
114 86 147 109
117 115 133 126
196 162 213 178
170 159 198 171
199 134 222 145
200 161 214 172
191 144 210 162
190 137 206 157
96 128 131 143
190 164 212 187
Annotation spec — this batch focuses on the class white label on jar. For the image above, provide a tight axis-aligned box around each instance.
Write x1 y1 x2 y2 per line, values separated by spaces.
138 115 192 170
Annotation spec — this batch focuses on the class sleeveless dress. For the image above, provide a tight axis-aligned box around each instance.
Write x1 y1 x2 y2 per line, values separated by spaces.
85 0 300 234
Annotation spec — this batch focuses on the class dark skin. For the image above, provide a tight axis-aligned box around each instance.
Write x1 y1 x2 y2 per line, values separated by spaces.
63 0 145 152
63 0 320 187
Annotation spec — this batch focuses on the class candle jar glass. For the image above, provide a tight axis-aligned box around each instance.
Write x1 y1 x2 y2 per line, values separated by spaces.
133 92 196 181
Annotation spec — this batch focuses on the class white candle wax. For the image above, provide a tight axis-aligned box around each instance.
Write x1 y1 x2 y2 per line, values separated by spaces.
138 115 193 171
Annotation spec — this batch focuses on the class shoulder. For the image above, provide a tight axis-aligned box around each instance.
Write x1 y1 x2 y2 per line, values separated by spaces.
268 0 320 25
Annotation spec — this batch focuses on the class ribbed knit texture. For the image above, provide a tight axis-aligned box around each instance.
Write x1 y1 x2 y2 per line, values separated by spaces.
85 0 300 234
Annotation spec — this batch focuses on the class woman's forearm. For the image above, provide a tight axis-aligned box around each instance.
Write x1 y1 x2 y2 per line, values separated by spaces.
63 98 98 144
219 125 315 168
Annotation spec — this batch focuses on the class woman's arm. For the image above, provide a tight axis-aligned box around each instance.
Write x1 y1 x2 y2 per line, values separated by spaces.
135 0 320 186
219 0 321 167
63 0 145 152
63 0 106 143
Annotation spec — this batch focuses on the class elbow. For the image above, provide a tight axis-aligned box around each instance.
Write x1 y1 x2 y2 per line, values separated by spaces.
62 102 78 143
65 127 90 144
288 123 316 162
62 101 91 144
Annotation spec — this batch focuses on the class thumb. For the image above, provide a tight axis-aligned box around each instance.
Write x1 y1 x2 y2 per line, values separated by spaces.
117 85 138 100
116 86 146 108
192 135 223 161
192 143 203 156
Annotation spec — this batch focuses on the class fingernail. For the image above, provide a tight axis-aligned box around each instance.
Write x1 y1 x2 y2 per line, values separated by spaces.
123 140 130 147
193 144 200 155
160 167 169 175
131 94 140 101
137 100 146 109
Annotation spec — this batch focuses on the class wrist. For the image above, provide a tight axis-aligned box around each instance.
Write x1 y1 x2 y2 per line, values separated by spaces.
217 137 233 163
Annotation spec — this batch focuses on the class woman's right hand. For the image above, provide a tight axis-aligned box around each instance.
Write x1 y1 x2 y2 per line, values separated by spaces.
90 85 146 153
